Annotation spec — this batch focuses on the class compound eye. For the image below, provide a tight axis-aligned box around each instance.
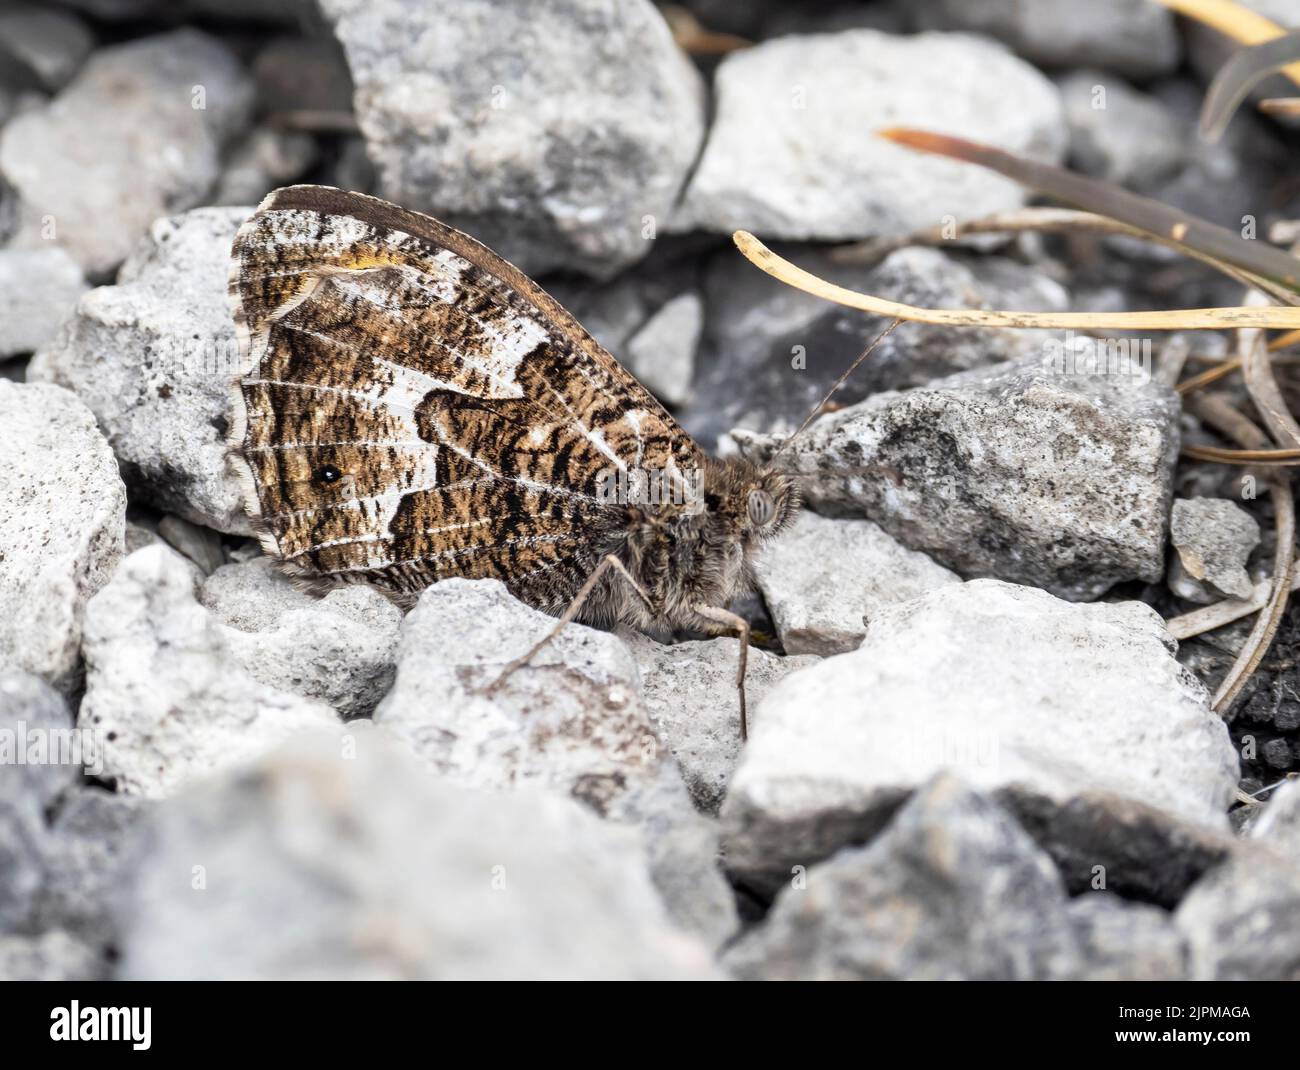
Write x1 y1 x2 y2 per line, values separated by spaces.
747 488 776 528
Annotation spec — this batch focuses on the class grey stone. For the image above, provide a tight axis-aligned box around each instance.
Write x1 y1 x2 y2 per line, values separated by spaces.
721 580 1239 895
251 34 354 117
1065 893 1188 980
0 791 42 933
43 0 162 17
184 0 316 24
79 544 339 798
374 578 737 946
621 629 817 815
30 207 254 534
725 775 1081 980
0 382 126 690
0 247 87 358
675 30 1065 242
201 556 403 720
0 671 78 809
909 0 1181 79
0 4 93 92
1007 789 1233 908
1170 497 1260 601
320 0 705 278
752 510 960 656
211 125 318 207
0 930 106 980
36 789 151 950
1058 70 1187 187
1176 841 1300 980
0 30 252 276
115 729 717 979
735 341 1180 600
0 671 75 934
625 292 701 408
684 245 1068 450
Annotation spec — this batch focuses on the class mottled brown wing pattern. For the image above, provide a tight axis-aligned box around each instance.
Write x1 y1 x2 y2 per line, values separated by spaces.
228 185 703 608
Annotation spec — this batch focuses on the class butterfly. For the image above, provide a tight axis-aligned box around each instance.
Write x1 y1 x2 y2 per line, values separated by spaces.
227 185 810 739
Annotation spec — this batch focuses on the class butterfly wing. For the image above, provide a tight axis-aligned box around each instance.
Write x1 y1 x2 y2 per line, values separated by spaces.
228 185 703 608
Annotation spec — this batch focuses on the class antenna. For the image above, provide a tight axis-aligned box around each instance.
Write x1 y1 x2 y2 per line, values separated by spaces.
763 317 902 469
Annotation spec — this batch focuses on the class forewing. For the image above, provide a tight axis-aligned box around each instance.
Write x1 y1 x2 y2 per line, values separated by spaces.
228 185 702 604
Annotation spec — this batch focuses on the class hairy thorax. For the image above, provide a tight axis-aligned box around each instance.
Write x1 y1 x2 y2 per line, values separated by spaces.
575 456 800 635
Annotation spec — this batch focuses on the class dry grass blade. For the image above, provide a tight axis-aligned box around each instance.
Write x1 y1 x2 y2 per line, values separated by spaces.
828 207 1300 304
1181 443 1300 464
1200 29 1300 140
1271 328 1300 350
1177 359 1242 394
1166 568 1300 639
733 231 1300 329
1259 97 1300 117
1208 307 1300 715
1154 0 1300 83
876 128 1300 292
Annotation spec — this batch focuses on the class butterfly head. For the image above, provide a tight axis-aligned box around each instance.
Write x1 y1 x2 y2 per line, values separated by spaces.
699 457 799 554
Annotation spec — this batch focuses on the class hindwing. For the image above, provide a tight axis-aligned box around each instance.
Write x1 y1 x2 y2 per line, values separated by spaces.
228 185 703 605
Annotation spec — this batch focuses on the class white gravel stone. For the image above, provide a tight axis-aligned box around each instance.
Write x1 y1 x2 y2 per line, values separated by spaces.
621 629 818 814
752 510 960 656
79 544 339 798
373 578 738 946
29 207 254 534
0 247 87 358
0 930 106 981
0 382 126 690
1176 841 1300 980
675 30 1065 241
115 729 717 980
722 580 1239 892
319 0 705 277
201 557 403 720
736 341 1181 600
0 30 252 276
1170 497 1260 601
725 775 1082 980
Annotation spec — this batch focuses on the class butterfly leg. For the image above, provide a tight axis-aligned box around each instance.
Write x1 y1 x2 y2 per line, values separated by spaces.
484 554 652 695
692 604 751 742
